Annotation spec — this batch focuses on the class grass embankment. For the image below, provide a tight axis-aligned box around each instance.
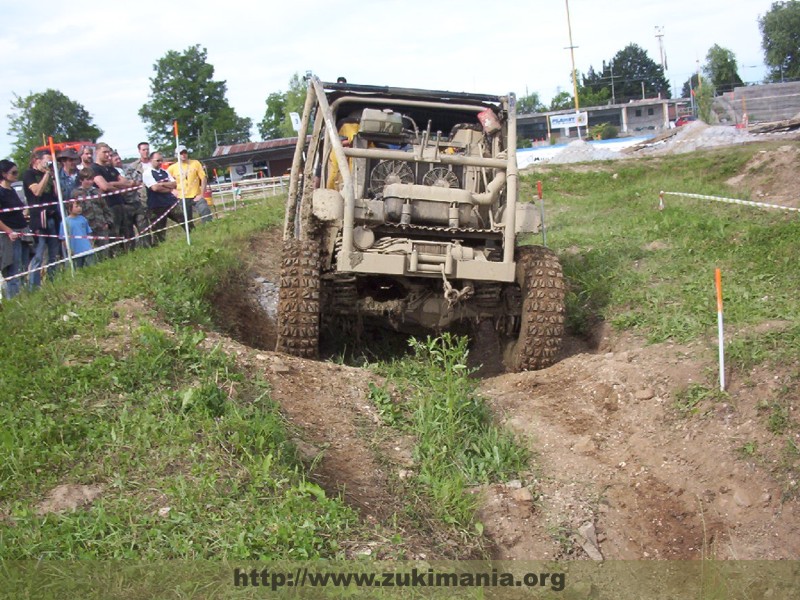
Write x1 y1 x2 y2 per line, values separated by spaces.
521 142 799 495
0 199 358 560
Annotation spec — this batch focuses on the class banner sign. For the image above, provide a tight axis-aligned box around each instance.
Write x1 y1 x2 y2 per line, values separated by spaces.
549 112 588 128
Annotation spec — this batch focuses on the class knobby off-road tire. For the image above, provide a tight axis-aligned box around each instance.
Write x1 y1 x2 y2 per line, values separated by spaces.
275 238 321 359
508 245 566 371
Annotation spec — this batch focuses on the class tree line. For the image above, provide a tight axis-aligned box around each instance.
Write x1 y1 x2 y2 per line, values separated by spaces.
8 1 800 167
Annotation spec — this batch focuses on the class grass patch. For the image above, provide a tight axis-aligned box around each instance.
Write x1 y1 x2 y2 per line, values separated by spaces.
528 144 800 352
0 199 361 560
674 384 727 416
371 334 528 538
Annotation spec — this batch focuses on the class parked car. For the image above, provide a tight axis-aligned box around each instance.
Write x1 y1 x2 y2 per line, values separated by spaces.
675 115 698 127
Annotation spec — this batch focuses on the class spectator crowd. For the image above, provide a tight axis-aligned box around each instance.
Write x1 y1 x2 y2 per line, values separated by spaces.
0 142 215 299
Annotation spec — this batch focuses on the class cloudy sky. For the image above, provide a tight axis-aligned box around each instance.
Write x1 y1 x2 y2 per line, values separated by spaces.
1 0 774 159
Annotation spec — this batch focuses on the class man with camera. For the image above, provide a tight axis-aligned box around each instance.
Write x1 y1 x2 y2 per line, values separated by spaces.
24 150 62 289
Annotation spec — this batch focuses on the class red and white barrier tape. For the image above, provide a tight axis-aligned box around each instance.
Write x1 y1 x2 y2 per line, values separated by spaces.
1 197 183 242
0 184 144 214
660 191 800 213
1 196 258 288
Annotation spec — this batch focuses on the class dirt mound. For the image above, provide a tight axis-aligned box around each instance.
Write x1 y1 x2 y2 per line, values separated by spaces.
726 144 800 207
550 139 623 164
478 332 800 560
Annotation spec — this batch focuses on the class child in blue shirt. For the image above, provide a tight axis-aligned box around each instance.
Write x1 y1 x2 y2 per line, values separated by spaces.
59 201 95 268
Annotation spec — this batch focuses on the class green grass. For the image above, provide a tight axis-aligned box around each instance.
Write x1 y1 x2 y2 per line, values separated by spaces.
371 334 528 540
0 199 360 560
528 145 800 350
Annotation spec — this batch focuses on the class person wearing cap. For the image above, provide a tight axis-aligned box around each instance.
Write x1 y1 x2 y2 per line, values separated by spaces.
57 148 81 199
167 145 212 224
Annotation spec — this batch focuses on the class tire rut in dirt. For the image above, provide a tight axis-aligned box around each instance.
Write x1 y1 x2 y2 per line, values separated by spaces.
275 238 321 359
510 245 566 371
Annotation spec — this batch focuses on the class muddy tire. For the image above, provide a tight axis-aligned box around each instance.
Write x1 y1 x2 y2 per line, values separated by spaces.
506 245 565 371
275 238 321 358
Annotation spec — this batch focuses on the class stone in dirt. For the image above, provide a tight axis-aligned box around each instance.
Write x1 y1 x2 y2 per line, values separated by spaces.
578 521 604 561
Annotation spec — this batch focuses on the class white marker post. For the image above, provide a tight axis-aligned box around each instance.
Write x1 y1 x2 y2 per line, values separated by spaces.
715 268 725 391
173 120 191 246
49 137 74 276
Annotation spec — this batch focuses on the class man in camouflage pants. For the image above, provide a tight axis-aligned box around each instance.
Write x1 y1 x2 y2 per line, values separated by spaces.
125 142 154 248
111 150 151 249
71 168 114 260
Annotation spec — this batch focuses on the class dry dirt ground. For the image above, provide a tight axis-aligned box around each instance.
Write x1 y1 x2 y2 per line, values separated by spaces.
202 145 800 561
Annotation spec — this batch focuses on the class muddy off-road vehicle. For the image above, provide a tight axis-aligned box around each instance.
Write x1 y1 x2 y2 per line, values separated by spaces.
276 76 565 371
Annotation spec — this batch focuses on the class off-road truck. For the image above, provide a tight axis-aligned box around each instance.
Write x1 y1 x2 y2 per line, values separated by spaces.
276 76 565 371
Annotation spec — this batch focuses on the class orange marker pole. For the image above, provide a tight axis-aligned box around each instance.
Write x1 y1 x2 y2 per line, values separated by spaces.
715 268 725 391
48 137 75 275
173 120 191 245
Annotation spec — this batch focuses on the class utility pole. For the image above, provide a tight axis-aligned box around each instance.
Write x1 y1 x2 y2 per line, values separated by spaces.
655 26 669 95
610 60 616 104
655 26 666 69
564 0 581 137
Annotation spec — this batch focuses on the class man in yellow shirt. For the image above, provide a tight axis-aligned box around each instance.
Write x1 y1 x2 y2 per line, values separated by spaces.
326 120 361 190
167 145 212 223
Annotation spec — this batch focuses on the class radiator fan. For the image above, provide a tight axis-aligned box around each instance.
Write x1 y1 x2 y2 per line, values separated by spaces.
422 167 459 188
369 160 414 196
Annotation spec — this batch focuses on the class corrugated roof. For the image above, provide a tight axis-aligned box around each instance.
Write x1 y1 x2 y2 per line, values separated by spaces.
212 137 300 157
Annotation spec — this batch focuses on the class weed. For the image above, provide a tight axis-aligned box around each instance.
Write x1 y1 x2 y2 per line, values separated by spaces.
368 382 406 427
674 384 727 415
736 440 758 458
767 402 791 434
373 333 528 538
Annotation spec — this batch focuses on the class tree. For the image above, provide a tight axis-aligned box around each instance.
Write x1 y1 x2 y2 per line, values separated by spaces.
139 45 252 157
704 44 743 93
681 73 702 98
258 92 287 140
517 91 546 114
582 62 618 104
7 89 103 167
695 76 716 123
759 1 800 82
584 44 670 103
578 82 611 108
549 91 574 111
258 73 309 141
